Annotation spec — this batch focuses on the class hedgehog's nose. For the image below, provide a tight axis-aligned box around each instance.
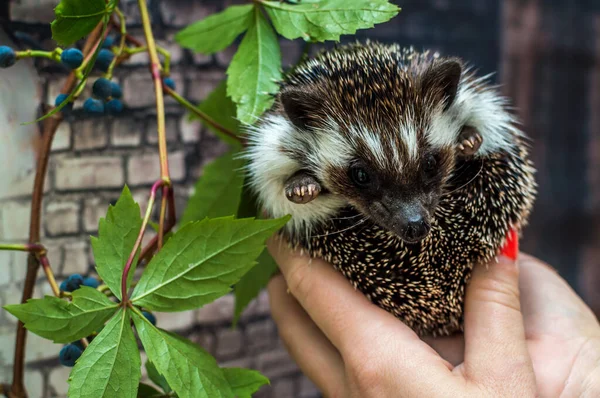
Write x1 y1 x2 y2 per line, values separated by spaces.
403 219 430 242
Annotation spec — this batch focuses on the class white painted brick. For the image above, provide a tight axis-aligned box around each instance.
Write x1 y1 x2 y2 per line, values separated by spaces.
180 116 201 143
50 364 72 396
0 251 13 286
24 369 45 398
160 0 218 26
55 156 124 190
45 201 80 236
195 294 234 324
111 117 142 147
25 329 61 362
10 251 30 284
83 196 104 233
46 77 69 105
215 46 237 67
62 241 89 276
273 378 295 398
127 151 185 185
186 69 224 103
154 310 195 331
0 200 31 240
52 122 72 152
216 328 243 359
122 73 155 108
299 377 320 397
73 119 108 150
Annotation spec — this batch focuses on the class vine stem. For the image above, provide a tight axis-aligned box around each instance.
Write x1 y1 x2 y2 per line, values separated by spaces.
9 23 105 398
165 86 244 146
137 0 171 250
121 180 164 303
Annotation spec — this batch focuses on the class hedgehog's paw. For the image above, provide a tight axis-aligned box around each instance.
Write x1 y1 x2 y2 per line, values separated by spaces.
284 171 321 204
457 126 482 157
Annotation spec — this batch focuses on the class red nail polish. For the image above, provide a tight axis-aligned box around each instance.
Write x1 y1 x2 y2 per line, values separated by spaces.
499 227 519 261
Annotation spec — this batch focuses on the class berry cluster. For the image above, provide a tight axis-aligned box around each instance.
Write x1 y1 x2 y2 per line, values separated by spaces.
59 274 100 292
82 77 123 115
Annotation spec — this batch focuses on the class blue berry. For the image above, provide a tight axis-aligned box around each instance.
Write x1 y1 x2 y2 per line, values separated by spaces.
105 99 123 115
0 46 16 68
142 311 156 326
60 48 84 69
59 344 83 367
83 98 105 115
110 81 122 99
54 93 73 114
83 276 100 288
92 78 113 100
163 77 176 90
62 274 84 292
95 49 114 72
102 36 115 49
72 340 85 350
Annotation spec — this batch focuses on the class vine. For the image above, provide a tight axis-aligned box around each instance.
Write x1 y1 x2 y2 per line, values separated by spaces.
0 0 399 397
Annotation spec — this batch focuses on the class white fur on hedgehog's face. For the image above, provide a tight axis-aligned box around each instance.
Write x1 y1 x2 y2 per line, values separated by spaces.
244 56 522 241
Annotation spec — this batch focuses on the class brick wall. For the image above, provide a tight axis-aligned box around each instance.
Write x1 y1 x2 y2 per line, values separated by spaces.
1 0 598 397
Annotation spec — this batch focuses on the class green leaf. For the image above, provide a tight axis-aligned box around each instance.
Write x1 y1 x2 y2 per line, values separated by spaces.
223 368 269 398
263 0 400 42
179 151 245 226
132 310 233 398
51 0 109 46
137 383 164 398
236 176 260 219
193 80 241 145
175 4 254 54
68 308 141 398
131 216 290 312
226 7 282 125
146 361 172 394
91 186 143 300
233 250 278 326
3 287 118 344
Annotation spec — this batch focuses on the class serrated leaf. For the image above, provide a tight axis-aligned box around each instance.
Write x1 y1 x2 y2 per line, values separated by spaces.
179 151 245 226
146 361 172 394
137 383 164 398
132 310 233 398
233 250 278 326
68 308 141 398
223 368 269 398
91 186 143 301
51 0 109 46
131 216 290 312
226 7 282 125
193 80 242 146
263 0 400 42
175 4 254 54
236 176 260 219
3 287 118 344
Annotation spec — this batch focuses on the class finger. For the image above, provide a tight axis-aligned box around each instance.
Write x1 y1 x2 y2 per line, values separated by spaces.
267 273 347 396
463 254 535 386
266 235 416 353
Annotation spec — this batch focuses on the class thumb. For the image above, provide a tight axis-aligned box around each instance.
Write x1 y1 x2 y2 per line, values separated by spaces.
462 229 534 384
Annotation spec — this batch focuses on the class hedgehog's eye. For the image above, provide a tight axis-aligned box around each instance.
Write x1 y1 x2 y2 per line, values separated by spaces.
349 165 371 187
423 154 437 175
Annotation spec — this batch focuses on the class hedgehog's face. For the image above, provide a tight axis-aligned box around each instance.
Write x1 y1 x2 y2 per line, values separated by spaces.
277 56 464 243
324 146 455 243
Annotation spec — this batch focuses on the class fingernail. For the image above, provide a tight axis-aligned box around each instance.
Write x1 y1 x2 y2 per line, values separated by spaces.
499 227 519 261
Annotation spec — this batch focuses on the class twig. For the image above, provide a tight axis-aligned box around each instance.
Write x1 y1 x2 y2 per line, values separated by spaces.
121 180 164 302
9 23 105 398
139 186 176 264
165 86 244 145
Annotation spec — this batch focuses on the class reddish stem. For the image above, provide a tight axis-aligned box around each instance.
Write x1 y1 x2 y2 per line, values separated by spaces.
120 180 164 302
10 24 105 398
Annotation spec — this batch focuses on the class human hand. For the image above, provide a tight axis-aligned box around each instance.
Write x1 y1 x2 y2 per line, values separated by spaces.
266 237 600 397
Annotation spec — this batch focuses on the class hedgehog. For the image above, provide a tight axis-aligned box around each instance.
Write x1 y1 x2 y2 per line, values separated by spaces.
242 42 537 337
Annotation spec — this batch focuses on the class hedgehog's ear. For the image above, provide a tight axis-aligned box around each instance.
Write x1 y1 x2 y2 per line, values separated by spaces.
421 59 462 111
280 89 320 131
